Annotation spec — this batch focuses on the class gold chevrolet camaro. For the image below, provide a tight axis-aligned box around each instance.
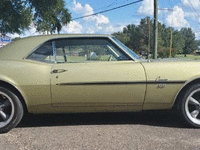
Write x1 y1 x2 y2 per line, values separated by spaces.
0 34 200 133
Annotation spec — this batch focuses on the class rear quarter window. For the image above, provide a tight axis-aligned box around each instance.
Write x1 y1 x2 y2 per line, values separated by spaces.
27 41 54 63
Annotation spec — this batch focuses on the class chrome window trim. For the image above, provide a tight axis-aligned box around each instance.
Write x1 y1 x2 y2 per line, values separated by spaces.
52 41 57 63
24 40 56 64
52 37 134 63
109 36 139 62
24 35 139 63
23 42 46 60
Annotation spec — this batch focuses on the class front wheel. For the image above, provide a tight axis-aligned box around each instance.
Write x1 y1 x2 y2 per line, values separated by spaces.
0 87 24 133
179 84 200 128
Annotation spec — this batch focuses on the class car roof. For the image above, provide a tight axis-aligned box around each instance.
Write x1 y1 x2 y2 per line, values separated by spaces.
0 34 111 61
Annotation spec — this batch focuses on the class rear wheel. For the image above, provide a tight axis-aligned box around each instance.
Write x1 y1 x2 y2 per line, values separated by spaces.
0 87 23 133
179 84 200 128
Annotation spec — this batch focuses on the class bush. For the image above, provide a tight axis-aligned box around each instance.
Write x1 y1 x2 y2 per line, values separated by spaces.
158 47 178 58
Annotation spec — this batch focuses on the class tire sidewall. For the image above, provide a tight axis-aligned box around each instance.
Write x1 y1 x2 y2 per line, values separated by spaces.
180 84 200 128
0 87 23 133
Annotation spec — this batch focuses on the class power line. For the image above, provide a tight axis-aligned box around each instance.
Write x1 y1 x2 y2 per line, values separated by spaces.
177 0 200 28
71 0 143 21
158 8 173 11
187 0 200 19
72 0 119 16
168 0 173 8
105 0 118 9
67 0 73 5
72 0 135 17
167 0 199 28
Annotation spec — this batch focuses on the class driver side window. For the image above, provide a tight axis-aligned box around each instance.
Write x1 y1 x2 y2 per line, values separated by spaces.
54 38 130 63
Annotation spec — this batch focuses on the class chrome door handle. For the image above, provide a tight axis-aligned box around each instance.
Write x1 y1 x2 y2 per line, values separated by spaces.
51 69 67 74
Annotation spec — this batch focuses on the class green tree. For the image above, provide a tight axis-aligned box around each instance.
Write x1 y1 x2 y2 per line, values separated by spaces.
158 26 185 57
172 31 185 54
29 0 71 34
112 17 196 58
0 0 32 34
137 17 153 54
180 28 197 57
0 0 71 35
113 17 153 56
196 40 200 50
112 32 130 46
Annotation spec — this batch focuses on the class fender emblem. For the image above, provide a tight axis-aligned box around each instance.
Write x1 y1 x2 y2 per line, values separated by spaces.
156 76 168 88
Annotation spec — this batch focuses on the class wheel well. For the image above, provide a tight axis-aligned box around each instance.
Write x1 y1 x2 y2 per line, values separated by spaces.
0 80 28 113
173 78 200 110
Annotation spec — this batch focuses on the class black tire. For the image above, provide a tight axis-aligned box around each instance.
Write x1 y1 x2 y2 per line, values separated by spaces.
0 87 24 133
178 84 200 128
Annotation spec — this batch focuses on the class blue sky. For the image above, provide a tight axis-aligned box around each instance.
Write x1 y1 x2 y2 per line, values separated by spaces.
9 0 200 39
64 0 200 38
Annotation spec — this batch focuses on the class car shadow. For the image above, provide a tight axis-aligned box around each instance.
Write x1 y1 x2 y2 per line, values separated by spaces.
17 110 187 128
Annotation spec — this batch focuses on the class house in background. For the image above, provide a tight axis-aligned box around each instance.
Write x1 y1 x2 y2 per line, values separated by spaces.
0 35 11 48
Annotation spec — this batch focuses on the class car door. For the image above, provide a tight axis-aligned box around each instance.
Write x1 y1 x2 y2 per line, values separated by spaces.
50 37 146 111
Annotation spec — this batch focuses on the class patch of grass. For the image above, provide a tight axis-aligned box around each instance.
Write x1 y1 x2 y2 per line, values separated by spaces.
175 54 200 60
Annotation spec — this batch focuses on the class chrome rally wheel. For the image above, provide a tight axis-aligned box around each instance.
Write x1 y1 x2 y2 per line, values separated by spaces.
0 87 23 133
0 92 15 128
179 84 200 128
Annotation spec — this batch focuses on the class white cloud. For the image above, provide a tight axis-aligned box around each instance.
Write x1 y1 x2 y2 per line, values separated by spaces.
195 31 200 39
61 21 83 34
104 25 124 33
72 2 93 17
84 4 94 16
72 0 109 26
21 24 42 37
185 11 200 23
7 33 20 39
182 0 200 8
86 28 95 34
72 1 83 12
138 0 154 15
7 24 42 38
185 11 197 18
66 0 125 34
94 14 109 25
9 1 128 37
166 6 190 28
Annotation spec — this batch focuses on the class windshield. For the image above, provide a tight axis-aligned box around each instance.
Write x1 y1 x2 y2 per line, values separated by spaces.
112 37 141 60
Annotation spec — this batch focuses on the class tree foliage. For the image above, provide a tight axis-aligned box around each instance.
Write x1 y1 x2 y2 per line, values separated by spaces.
0 0 32 34
180 28 197 56
113 17 197 58
29 0 71 34
196 40 200 47
0 0 71 35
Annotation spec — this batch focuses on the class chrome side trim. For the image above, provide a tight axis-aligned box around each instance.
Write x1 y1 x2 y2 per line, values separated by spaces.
56 81 186 86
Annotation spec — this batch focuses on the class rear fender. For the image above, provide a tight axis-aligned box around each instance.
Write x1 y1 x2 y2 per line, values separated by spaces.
0 75 28 107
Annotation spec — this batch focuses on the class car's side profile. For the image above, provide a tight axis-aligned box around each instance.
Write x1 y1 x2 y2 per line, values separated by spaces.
0 34 200 133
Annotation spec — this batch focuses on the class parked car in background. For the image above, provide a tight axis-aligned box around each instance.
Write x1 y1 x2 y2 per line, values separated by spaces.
0 34 200 133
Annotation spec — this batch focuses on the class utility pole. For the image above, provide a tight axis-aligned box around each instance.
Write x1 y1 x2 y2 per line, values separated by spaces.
169 27 173 57
153 0 158 59
147 19 151 59
158 8 173 58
